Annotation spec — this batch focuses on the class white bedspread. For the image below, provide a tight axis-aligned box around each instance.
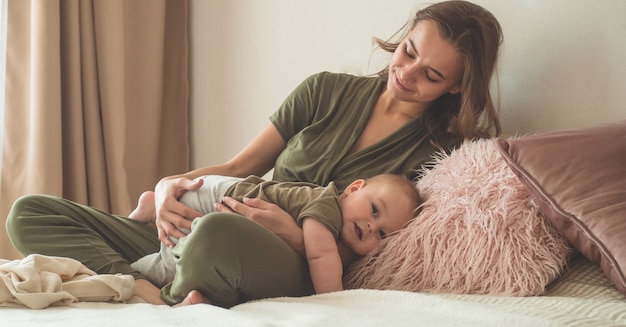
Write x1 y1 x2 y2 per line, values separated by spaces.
1 255 625 327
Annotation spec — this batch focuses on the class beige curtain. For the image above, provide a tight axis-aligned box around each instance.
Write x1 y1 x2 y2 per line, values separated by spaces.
0 0 189 259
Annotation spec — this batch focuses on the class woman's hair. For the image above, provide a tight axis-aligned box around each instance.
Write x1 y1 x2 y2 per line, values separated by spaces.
375 0 503 139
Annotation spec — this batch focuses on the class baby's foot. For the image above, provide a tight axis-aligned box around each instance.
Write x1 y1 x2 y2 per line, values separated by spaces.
129 191 157 225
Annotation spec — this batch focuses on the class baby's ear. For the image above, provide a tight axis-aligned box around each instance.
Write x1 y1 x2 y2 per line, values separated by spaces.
343 179 366 195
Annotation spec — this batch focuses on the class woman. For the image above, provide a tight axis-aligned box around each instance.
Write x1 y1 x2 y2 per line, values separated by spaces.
7 0 502 307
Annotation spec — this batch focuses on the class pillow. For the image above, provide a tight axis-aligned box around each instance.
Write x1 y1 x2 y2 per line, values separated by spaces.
344 139 571 296
496 120 626 296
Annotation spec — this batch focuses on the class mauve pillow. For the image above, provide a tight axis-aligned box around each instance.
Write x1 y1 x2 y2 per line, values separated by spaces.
496 120 626 296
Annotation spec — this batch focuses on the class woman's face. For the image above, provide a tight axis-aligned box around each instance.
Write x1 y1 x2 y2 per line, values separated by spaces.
387 20 464 104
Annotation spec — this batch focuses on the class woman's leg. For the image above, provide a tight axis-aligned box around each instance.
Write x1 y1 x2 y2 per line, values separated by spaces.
6 194 159 278
160 212 313 308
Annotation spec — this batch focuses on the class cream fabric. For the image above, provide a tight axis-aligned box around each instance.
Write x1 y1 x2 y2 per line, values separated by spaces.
0 254 134 309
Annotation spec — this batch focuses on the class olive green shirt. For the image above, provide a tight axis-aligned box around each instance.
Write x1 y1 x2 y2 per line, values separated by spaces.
270 71 461 191
226 176 342 238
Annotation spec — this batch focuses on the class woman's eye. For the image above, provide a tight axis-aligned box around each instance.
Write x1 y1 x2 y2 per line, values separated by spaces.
378 230 387 239
371 204 379 217
425 72 438 82
403 44 414 59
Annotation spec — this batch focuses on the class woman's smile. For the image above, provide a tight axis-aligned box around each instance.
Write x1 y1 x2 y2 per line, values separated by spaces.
393 72 413 93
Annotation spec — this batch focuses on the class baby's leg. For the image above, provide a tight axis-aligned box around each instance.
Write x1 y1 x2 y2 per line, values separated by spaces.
128 174 240 224
130 175 242 287
178 175 243 215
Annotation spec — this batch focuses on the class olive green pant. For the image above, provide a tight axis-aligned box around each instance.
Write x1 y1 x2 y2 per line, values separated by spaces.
6 194 313 307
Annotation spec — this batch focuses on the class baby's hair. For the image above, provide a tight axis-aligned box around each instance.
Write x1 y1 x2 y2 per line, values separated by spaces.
365 173 422 215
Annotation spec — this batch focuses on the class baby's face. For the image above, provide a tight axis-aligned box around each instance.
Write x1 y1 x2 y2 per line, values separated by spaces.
339 180 415 256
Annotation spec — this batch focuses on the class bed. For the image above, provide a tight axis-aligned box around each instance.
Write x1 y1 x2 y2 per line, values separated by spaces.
2 120 626 326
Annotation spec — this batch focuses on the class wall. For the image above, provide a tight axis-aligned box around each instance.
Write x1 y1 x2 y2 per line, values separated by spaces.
189 0 626 169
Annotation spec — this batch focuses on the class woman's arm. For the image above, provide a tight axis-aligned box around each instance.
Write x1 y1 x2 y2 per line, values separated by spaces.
154 123 287 246
302 218 343 294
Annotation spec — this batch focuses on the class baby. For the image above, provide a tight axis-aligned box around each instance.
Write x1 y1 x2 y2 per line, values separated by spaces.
130 173 420 294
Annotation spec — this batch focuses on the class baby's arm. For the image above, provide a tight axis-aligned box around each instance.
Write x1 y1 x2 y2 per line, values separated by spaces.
302 218 343 294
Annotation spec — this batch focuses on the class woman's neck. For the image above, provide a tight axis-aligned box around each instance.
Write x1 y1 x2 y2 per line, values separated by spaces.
377 89 430 120
347 89 430 155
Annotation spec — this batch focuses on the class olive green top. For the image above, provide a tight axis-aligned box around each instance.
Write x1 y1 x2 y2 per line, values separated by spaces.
270 72 461 191
226 176 342 238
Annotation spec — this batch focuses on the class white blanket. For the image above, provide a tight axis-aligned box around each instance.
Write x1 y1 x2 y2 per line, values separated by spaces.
1 255 625 326
0 254 134 309
1 287 624 327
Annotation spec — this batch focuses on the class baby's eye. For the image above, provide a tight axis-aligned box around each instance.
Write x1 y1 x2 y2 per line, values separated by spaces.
371 204 379 217
378 230 387 239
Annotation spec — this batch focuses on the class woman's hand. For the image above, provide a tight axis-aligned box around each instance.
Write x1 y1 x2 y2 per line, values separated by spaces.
154 177 205 248
216 197 305 255
149 123 286 247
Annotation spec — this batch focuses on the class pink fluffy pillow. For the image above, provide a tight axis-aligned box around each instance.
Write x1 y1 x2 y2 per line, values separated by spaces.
344 139 572 296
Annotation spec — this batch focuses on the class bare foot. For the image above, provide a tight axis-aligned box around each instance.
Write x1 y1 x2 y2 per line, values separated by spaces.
173 290 212 307
129 191 157 226
134 279 210 307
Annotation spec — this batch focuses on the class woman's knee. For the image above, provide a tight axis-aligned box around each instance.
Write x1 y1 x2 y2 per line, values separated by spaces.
164 213 251 306
177 213 257 260
180 212 303 265
191 212 253 241
6 194 53 252
169 212 311 307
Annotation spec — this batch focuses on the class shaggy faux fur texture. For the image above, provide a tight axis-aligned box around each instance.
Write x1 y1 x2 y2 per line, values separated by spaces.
344 139 572 296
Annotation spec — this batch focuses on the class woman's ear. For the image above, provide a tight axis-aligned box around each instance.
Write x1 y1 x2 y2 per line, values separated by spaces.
343 179 366 195
448 84 462 94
